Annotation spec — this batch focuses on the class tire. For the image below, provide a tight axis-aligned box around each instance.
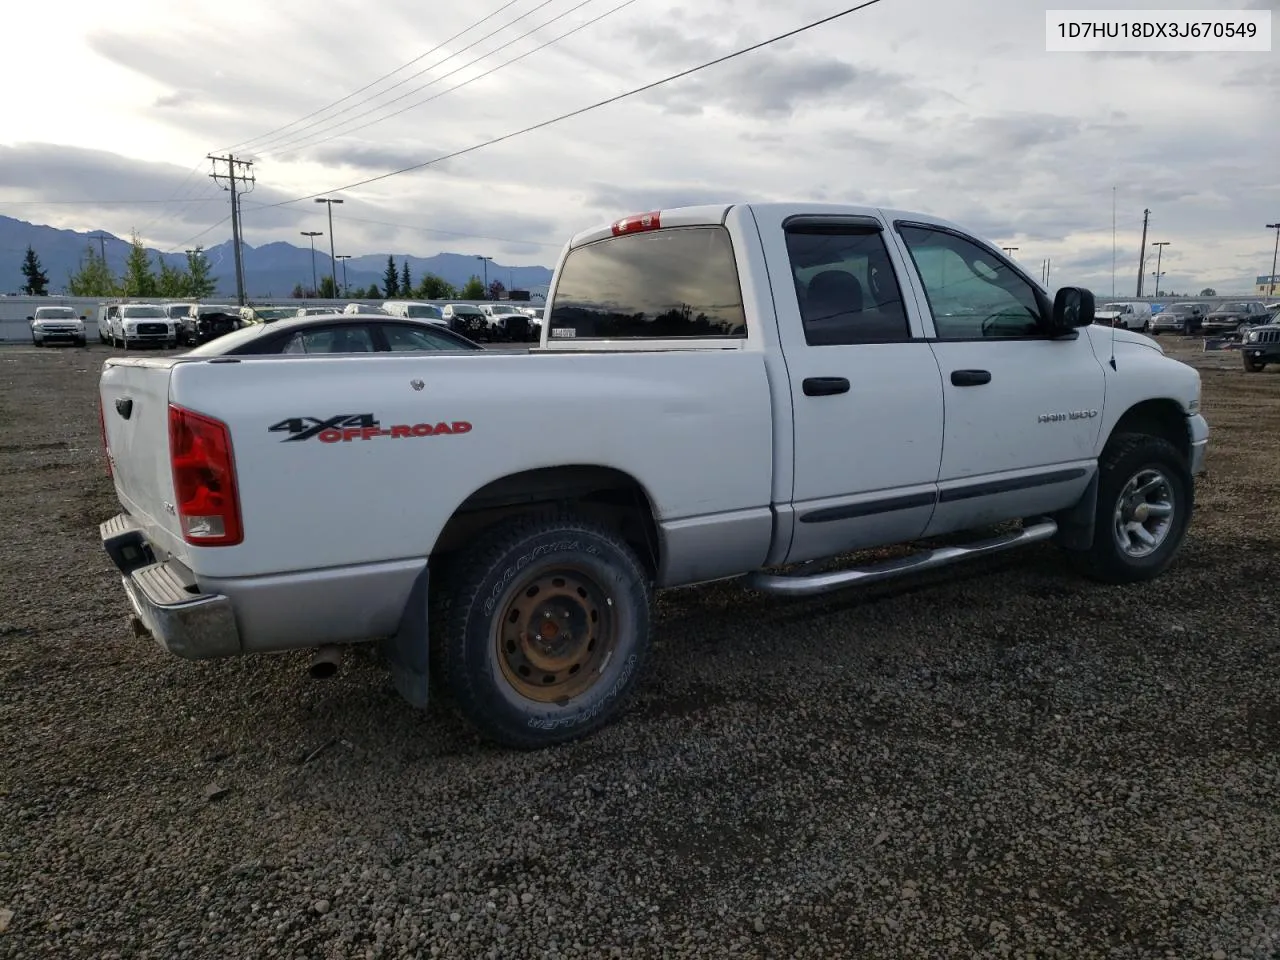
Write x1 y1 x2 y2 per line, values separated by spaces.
1243 355 1266 373
1068 433 1193 585
75 338 86 348
431 511 653 749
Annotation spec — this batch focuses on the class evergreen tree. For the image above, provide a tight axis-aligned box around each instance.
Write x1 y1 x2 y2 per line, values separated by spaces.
318 275 338 298
400 261 411 295
121 232 158 298
383 256 399 298
68 245 118 297
461 275 485 300
20 246 49 295
185 247 217 298
366 282 382 299
157 259 189 298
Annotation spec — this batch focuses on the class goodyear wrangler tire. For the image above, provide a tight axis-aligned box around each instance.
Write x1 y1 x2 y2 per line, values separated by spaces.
434 512 652 749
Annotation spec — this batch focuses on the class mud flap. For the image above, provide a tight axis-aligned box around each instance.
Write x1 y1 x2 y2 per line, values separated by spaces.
1052 471 1098 551
381 565 430 708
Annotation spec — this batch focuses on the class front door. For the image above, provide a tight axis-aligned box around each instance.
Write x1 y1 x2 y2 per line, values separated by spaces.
753 208 946 564
889 221 1105 536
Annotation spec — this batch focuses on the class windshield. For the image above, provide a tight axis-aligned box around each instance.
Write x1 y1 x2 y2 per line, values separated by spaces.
1218 302 1249 312
166 305 190 318
35 307 77 319
253 307 295 321
1167 304 1192 314
198 305 236 315
1100 303 1127 312
182 322 270 356
121 306 167 318
451 305 484 316
488 305 516 314
406 305 442 319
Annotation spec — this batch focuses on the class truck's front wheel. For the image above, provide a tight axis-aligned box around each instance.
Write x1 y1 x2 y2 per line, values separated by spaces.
433 513 653 749
1069 433 1192 584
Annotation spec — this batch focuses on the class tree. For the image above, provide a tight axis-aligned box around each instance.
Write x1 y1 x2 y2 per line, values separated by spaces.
400 261 411 295
68 245 118 296
383 256 399 298
415 273 455 299
487 279 506 301
461 275 485 300
318 275 338 298
1199 287 1216 297
121 232 158 298
186 247 217 298
20 246 49 296
157 259 189 298
291 283 307 299
366 282 382 299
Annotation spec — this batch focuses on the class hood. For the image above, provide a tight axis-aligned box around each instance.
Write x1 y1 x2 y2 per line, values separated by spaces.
1208 309 1247 318
1085 324 1164 355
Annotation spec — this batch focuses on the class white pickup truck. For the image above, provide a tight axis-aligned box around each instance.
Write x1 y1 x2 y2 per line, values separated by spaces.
98 202 1208 749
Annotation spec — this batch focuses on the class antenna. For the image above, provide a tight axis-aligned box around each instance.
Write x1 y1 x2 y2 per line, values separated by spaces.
1109 186 1118 369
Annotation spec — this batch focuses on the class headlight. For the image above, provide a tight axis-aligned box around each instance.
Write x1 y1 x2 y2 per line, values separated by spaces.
1246 331 1259 342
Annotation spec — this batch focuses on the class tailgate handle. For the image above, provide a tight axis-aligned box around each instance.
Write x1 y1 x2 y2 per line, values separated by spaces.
115 397 134 419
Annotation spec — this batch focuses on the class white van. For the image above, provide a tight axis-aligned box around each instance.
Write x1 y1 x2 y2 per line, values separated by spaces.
1094 301 1153 331
382 300 446 325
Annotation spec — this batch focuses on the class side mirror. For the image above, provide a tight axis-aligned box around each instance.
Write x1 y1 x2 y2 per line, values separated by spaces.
26 316 33 321
1052 287 1095 329
81 314 88 320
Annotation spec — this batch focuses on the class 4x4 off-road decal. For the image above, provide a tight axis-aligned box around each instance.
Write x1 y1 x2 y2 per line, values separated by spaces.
268 414 472 443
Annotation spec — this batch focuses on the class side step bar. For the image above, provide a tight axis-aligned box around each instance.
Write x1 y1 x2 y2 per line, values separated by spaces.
744 519 1058 597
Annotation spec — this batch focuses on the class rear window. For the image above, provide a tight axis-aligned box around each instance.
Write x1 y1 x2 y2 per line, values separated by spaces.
548 226 745 340
405 305 442 319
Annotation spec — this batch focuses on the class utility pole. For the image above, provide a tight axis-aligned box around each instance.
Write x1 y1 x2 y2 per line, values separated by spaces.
1267 223 1280 297
1001 246 1019 259
476 255 492 296
208 154 255 306
336 255 351 297
315 197 343 295
1135 208 1150 297
90 233 108 262
301 232 323 295
1150 241 1170 297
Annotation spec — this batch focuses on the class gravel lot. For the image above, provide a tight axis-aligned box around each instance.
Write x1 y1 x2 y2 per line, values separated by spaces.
2 337 1278 959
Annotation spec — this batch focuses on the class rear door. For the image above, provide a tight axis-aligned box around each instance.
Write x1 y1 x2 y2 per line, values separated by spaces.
99 359 189 561
752 206 945 564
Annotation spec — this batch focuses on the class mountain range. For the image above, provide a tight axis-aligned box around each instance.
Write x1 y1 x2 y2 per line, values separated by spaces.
0 215 554 298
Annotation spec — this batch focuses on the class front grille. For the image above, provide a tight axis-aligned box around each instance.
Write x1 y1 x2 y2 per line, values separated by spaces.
1256 330 1280 344
137 323 168 335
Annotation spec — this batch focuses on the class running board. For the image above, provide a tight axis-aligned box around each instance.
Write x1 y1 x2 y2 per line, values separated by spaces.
744 519 1059 597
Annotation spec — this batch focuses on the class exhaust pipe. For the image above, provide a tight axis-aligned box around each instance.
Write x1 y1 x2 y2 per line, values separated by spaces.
308 645 344 680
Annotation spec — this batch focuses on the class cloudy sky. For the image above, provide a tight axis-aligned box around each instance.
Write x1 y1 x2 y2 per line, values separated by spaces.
1 0 1276 293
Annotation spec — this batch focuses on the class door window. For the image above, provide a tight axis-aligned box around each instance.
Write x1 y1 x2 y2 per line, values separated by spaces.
279 325 375 354
784 223 911 345
898 225 1046 339
383 324 475 352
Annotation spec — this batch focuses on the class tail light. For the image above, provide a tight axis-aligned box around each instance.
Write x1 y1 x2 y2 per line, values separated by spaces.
98 398 112 478
611 211 661 236
168 404 242 546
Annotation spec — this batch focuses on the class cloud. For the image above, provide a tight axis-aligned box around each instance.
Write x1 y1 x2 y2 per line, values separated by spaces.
295 141 451 172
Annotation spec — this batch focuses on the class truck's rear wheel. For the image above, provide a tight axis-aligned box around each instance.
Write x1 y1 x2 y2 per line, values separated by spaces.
1069 433 1192 584
433 512 652 749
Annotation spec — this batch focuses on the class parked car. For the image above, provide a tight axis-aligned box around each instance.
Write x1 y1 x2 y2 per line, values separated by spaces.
1094 301 1153 331
98 201 1207 749
440 302 491 339
1150 302 1206 335
1203 300 1270 335
96 302 120 344
178 312 483 357
178 304 241 346
1241 316 1280 372
479 302 537 342
29 305 87 347
295 306 334 318
383 301 447 325
109 303 177 350
240 305 298 325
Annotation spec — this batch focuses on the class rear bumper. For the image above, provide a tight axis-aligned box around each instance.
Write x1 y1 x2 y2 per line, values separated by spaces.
100 513 241 660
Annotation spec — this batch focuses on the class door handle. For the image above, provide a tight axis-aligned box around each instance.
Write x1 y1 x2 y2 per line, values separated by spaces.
802 376 850 397
950 369 991 386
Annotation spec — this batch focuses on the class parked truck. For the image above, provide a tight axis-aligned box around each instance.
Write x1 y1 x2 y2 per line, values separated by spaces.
98 202 1208 748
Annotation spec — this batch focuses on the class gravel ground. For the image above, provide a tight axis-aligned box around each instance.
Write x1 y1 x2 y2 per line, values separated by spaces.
1 337 1278 959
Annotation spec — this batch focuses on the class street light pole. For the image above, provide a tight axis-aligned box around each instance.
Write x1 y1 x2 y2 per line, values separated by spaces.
315 198 343 295
1001 246 1019 257
301 231 322 295
1150 241 1170 296
1267 223 1280 297
476 255 492 296
336 255 351 298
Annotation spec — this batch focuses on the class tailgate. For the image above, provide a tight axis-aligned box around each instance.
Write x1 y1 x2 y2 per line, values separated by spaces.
100 358 189 563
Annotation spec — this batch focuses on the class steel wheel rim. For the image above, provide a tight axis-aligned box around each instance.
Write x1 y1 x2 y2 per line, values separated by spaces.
495 565 616 704
1112 467 1176 559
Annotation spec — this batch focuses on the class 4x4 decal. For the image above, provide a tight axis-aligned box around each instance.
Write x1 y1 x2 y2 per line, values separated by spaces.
269 414 472 443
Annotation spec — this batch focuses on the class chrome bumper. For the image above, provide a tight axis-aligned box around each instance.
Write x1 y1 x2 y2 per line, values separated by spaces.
100 513 241 660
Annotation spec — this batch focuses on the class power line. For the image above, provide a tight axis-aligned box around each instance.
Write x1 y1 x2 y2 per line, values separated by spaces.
253 0 891 211
0 197 224 205
269 0 640 158
261 0 622 158
220 0 526 153
168 215 231 253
